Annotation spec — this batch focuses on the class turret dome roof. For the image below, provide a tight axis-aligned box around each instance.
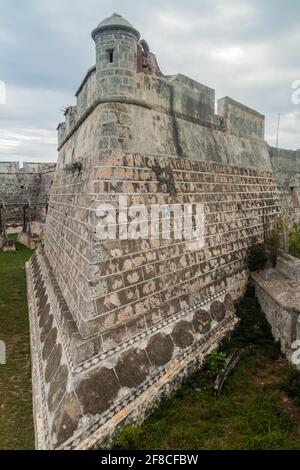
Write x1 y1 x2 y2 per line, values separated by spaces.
98 13 133 28
91 13 140 40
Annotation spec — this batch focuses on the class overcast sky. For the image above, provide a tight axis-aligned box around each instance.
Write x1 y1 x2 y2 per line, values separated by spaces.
0 0 300 163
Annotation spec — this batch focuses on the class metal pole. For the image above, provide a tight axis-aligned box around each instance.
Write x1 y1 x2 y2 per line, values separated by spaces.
22 206 27 233
27 200 33 237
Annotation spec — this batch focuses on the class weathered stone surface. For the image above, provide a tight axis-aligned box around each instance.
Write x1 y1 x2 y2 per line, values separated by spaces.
253 267 300 362
40 311 53 341
47 365 68 412
0 236 16 252
171 320 194 348
276 250 300 281
192 309 212 334
146 333 174 367
36 283 45 300
45 344 62 384
17 232 39 250
76 367 119 415
115 348 151 388
210 301 226 322
51 392 82 448
42 327 57 361
224 293 234 313
37 292 48 313
269 146 300 226
0 162 55 227
39 302 51 322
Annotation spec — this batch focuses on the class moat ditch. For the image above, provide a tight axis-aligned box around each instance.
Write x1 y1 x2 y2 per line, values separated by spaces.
1 236 300 450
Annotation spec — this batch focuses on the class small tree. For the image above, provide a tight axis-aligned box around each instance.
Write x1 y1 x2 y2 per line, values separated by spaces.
64 161 82 175
247 244 268 272
289 229 300 258
267 233 282 268
205 352 227 378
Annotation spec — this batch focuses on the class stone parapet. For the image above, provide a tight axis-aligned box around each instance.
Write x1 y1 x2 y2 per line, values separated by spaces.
0 162 56 226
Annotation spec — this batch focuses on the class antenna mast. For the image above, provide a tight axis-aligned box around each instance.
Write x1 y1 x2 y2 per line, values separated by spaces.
276 112 281 148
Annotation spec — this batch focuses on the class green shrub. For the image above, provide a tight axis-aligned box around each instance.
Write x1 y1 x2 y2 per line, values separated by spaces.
205 352 227 377
267 233 282 268
289 230 300 259
114 425 142 450
64 161 82 175
281 368 300 406
247 244 268 272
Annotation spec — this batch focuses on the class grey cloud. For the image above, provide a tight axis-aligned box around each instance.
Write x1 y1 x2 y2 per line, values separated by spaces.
0 0 299 162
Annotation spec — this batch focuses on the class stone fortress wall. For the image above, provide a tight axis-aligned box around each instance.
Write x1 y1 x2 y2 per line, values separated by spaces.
0 161 56 228
269 146 300 223
25 13 297 450
57 50 270 173
46 14 276 341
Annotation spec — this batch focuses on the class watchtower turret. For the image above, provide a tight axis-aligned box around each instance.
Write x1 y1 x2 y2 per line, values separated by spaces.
91 13 140 97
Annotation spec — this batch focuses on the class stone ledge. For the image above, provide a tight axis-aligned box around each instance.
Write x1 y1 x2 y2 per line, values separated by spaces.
0 236 15 252
17 232 39 250
252 268 300 312
276 250 300 282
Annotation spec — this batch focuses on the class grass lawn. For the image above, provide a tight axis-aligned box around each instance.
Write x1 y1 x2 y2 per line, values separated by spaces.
115 354 300 450
0 234 34 449
1 238 300 450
